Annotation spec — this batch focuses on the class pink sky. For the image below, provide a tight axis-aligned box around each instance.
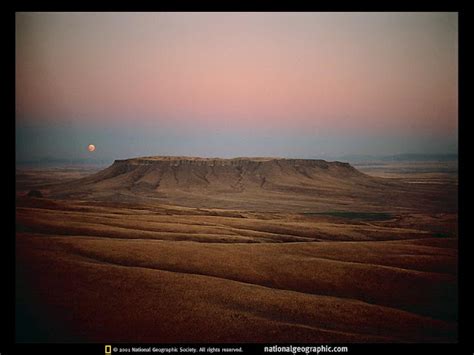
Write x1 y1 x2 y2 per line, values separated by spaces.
15 12 458 161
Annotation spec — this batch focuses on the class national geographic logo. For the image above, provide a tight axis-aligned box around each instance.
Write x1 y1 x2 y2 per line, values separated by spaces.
105 345 112 354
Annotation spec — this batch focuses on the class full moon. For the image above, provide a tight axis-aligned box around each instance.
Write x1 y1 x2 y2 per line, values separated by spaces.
88 144 96 152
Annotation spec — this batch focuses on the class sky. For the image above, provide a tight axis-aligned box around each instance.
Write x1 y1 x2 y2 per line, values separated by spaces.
16 12 458 162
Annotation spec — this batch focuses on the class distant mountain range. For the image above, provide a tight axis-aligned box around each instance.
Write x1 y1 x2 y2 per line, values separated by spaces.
326 153 458 163
16 157 114 167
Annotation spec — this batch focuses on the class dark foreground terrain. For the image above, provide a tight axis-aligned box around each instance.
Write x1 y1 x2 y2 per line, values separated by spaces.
16 157 458 342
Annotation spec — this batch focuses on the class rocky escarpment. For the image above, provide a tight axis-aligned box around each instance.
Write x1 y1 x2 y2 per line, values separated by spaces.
53 156 373 194
47 156 455 213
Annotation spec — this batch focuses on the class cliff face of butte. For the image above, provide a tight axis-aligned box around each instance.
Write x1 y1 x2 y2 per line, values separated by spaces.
47 156 454 213
56 156 372 194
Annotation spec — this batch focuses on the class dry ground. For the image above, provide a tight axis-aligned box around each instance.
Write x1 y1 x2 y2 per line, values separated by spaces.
15 161 458 343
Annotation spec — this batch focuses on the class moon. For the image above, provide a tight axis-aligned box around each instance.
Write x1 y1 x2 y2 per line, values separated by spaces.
88 144 96 152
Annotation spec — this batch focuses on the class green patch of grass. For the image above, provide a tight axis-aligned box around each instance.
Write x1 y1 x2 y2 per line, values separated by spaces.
433 232 451 238
302 211 393 221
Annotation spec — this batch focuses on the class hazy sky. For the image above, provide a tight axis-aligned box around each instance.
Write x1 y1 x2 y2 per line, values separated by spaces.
16 12 458 162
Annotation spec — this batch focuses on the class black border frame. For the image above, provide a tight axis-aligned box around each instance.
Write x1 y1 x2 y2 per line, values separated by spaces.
5 3 470 355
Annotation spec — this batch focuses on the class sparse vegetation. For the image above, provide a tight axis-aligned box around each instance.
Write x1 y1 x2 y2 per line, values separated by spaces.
302 211 393 221
15 159 458 342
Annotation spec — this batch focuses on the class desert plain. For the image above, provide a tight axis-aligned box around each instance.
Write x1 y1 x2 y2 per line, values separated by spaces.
15 156 458 343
